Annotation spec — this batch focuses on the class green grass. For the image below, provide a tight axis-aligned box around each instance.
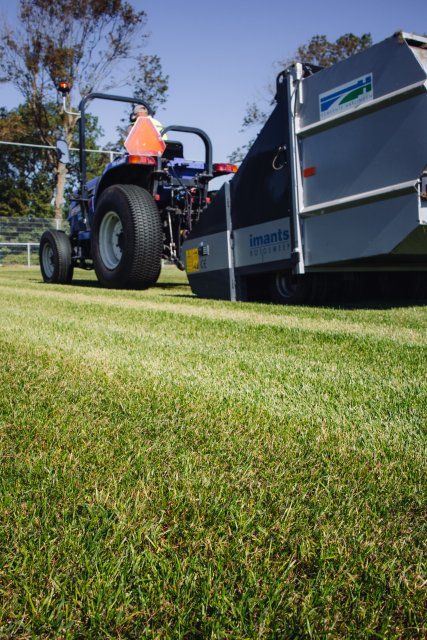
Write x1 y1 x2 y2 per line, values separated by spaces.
0 266 426 639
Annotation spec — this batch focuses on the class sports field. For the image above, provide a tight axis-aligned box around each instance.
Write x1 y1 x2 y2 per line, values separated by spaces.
0 266 425 638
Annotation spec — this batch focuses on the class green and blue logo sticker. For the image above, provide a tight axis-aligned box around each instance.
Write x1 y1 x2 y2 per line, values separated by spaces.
319 74 373 120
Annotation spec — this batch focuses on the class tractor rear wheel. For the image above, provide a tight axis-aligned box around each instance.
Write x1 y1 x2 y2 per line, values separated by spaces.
92 184 162 289
39 230 73 284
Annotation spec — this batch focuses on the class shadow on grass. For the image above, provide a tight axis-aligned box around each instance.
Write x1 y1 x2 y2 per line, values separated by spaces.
67 279 103 288
37 273 426 310
68 281 426 309
63 279 191 291
153 282 191 290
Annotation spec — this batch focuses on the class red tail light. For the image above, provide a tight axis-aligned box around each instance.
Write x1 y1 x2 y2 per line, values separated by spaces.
127 155 157 165
213 163 238 175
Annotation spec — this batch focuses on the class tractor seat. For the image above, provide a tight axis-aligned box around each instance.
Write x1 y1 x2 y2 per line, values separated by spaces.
163 140 184 160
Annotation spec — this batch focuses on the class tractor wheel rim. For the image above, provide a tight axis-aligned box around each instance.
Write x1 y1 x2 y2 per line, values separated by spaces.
41 243 54 278
99 211 123 269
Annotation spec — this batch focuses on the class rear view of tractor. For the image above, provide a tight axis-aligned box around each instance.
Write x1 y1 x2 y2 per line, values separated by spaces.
40 90 236 289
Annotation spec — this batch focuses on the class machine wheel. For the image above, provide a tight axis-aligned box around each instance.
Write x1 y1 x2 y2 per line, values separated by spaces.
92 184 162 289
39 230 73 284
269 270 313 305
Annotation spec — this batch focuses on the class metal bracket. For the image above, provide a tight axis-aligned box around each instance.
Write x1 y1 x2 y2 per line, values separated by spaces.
286 65 305 275
224 181 237 301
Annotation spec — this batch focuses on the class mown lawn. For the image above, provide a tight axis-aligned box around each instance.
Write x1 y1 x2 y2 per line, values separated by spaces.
0 266 426 639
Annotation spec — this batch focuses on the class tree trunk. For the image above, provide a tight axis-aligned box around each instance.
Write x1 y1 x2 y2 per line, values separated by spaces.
54 110 77 220
54 160 68 220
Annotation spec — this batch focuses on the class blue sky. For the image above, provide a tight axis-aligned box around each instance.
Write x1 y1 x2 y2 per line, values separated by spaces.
1 0 426 162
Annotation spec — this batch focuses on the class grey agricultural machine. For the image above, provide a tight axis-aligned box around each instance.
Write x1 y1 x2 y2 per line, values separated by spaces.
184 31 427 303
41 32 427 303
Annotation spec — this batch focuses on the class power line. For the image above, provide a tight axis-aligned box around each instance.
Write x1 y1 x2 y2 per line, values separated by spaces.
0 140 121 160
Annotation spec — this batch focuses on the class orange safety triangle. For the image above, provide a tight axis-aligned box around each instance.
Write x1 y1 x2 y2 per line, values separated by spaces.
124 117 166 157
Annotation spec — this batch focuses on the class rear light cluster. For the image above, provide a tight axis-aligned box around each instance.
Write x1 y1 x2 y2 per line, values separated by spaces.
125 157 237 175
213 163 238 175
127 155 157 165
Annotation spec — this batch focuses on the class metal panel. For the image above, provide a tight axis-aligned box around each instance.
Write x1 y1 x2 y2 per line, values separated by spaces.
301 94 427 208
184 231 230 274
304 193 424 266
234 218 291 268
299 34 427 129
295 33 427 270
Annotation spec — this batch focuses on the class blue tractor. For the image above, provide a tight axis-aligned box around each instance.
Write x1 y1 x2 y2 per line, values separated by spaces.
39 88 236 288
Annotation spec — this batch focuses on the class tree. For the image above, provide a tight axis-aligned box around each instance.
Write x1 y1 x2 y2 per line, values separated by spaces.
0 105 56 217
0 0 168 218
231 33 372 162
0 104 104 217
292 33 372 68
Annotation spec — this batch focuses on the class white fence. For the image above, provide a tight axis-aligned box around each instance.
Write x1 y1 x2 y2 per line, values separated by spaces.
0 242 40 268
0 217 64 267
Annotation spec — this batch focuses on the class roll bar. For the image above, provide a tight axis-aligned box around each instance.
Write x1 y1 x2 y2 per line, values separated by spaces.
159 125 213 176
78 92 151 200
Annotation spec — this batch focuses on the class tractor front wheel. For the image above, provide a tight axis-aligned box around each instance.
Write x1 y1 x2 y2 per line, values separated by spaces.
39 230 73 284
